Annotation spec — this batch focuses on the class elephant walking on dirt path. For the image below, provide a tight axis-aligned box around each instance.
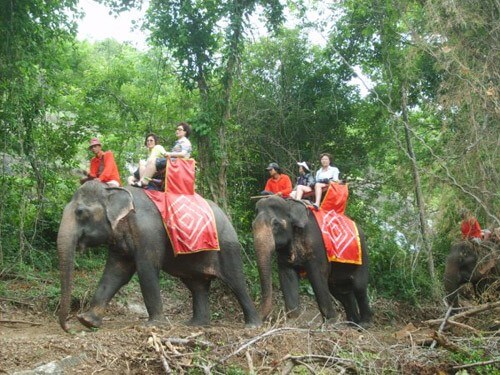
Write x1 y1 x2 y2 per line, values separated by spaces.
253 196 372 327
444 240 499 309
57 181 261 332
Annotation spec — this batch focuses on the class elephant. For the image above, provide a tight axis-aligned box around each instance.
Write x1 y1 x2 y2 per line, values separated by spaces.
252 195 372 327
443 240 499 309
57 180 261 332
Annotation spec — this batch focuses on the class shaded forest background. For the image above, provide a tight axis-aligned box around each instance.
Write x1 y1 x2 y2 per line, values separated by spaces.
0 0 498 304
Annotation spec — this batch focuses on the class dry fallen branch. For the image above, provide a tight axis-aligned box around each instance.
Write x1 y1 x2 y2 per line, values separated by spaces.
431 332 470 357
0 297 35 307
220 327 310 362
430 305 453 349
150 333 171 374
452 358 500 370
245 350 254 374
445 320 481 334
163 336 213 350
425 300 500 325
278 353 359 374
0 319 42 326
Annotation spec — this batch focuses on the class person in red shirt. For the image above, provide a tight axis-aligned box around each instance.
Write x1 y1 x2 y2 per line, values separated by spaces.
460 209 482 240
261 162 292 198
81 138 121 187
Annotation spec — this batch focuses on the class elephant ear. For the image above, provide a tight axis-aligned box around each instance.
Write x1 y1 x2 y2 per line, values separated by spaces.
287 200 309 229
104 188 135 231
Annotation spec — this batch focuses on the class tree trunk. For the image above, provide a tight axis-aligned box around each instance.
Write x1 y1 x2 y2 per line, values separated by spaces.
401 84 437 294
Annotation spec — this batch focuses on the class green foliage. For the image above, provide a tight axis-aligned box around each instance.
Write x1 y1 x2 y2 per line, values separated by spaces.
1 0 497 312
450 342 499 375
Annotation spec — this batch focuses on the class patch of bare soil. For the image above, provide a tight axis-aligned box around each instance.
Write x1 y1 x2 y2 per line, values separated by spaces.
1 285 498 374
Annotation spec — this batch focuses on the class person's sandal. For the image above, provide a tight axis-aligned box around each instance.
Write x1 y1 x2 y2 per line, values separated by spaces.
131 181 145 188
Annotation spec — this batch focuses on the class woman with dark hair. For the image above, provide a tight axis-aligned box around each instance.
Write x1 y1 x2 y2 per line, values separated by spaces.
134 123 193 187
312 153 340 210
290 161 315 200
127 133 167 185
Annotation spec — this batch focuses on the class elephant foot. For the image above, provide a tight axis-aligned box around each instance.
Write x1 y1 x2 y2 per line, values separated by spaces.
357 320 372 330
77 311 102 329
286 308 300 319
324 315 339 326
244 318 262 329
185 318 210 327
144 317 168 327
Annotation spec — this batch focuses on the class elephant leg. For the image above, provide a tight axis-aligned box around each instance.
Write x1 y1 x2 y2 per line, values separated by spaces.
182 278 212 326
330 288 359 323
220 274 262 328
354 288 372 326
306 269 337 322
135 261 165 325
78 255 135 329
278 265 300 318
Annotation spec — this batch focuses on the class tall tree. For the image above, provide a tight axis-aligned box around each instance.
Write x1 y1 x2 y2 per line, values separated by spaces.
0 0 79 264
327 0 441 289
144 0 284 211
421 0 499 226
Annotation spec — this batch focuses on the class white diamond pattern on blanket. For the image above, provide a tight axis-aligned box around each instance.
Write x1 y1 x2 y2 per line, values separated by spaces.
321 210 356 256
166 195 213 247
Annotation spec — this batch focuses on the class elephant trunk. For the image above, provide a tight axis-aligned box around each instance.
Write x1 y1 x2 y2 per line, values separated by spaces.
443 255 461 308
253 218 275 320
57 204 78 332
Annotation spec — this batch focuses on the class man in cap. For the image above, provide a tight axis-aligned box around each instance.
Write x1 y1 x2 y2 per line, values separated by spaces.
81 138 121 187
261 162 292 198
290 161 315 199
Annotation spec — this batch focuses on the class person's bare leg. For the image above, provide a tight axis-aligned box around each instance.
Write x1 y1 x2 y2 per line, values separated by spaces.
139 159 157 185
296 185 311 200
314 183 325 207
138 160 147 180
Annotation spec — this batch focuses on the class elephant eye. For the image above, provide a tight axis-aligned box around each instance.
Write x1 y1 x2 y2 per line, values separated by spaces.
75 205 90 220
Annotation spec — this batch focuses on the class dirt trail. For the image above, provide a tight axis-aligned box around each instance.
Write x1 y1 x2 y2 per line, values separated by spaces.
1 290 498 374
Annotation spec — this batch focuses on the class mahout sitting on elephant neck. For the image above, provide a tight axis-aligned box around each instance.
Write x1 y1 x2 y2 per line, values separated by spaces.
57 180 261 332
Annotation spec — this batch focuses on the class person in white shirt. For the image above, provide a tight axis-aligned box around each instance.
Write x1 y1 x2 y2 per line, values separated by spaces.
312 153 340 210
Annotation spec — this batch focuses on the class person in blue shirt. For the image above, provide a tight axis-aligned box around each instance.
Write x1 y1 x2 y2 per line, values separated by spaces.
290 161 315 200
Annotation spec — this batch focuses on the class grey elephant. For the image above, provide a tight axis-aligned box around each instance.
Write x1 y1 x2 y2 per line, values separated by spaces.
252 196 372 326
57 181 261 332
443 240 499 309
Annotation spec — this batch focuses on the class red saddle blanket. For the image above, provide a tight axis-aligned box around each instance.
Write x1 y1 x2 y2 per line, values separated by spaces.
310 183 362 265
320 182 348 214
145 159 220 255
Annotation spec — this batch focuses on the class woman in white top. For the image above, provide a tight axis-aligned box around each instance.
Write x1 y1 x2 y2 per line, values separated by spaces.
312 153 340 210
128 133 167 185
